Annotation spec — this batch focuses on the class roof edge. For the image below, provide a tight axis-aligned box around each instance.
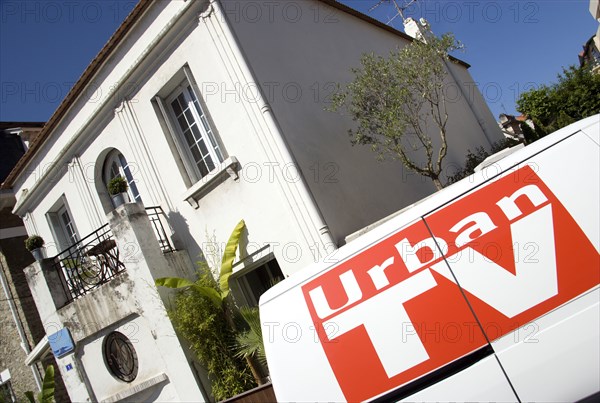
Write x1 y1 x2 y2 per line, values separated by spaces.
317 0 470 68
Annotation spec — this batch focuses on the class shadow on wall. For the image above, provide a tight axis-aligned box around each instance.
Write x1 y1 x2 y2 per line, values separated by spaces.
166 210 203 269
238 227 250 260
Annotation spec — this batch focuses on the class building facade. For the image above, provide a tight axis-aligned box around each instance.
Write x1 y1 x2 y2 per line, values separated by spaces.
580 0 600 72
1 1 503 401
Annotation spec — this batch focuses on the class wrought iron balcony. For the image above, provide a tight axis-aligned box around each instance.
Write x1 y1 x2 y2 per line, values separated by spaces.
51 206 175 305
52 224 125 305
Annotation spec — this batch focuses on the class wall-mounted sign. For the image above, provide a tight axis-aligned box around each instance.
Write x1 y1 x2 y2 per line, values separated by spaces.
48 328 75 358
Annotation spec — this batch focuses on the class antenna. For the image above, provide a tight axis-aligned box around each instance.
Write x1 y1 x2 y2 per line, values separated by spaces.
369 0 419 25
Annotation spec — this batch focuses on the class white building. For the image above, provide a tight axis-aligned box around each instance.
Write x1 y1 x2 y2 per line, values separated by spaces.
1 1 503 401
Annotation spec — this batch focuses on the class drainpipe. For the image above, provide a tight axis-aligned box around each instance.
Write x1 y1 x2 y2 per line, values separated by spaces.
0 259 43 390
209 0 336 251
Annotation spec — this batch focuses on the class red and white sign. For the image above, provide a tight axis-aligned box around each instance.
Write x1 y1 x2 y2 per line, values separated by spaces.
302 165 599 402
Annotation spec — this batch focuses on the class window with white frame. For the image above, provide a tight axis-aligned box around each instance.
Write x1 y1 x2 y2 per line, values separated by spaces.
169 83 224 178
155 67 225 184
103 150 141 203
47 198 79 254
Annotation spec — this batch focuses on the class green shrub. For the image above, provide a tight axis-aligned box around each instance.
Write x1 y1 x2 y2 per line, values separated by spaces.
517 65 600 134
235 306 268 368
107 176 128 195
25 235 45 251
168 269 256 400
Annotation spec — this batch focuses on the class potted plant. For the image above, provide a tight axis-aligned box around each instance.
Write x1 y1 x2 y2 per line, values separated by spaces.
108 176 129 207
25 235 46 261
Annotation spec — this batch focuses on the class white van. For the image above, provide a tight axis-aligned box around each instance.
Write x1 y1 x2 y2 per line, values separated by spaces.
259 115 600 402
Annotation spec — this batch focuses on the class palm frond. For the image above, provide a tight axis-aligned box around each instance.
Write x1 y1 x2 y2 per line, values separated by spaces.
235 307 267 366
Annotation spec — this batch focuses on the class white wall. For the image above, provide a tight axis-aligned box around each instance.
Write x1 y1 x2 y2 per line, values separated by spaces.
122 14 320 274
78 316 184 402
12 1 319 400
13 0 326 278
225 0 505 243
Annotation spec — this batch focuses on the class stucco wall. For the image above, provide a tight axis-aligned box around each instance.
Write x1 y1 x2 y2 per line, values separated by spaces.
22 202 206 402
225 0 504 243
13 0 325 278
0 241 40 399
78 316 176 402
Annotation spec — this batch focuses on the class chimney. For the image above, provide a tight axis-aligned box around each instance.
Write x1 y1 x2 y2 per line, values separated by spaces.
403 17 431 43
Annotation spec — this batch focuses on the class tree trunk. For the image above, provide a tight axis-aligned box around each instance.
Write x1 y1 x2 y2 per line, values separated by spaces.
245 355 265 386
432 177 444 190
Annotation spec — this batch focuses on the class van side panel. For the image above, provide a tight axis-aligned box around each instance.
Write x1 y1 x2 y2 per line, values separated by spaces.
423 131 600 402
492 288 600 402
261 287 346 401
398 356 516 402
261 118 600 402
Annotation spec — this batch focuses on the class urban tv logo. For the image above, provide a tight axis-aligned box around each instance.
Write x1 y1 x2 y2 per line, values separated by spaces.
302 165 599 402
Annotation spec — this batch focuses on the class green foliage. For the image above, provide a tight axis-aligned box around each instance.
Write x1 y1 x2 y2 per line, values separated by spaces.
107 175 128 195
39 365 55 403
515 86 554 134
156 220 245 302
155 276 223 308
24 365 55 403
519 122 538 144
25 235 45 251
156 220 265 398
235 307 267 367
168 270 255 400
62 258 79 269
219 220 245 298
330 33 462 190
517 65 600 134
446 139 520 185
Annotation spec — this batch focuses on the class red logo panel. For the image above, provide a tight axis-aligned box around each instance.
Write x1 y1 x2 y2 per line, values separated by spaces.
302 165 599 402
424 165 599 341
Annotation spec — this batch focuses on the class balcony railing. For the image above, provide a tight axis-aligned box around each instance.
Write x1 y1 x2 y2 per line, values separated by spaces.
51 206 175 306
52 224 125 305
146 206 175 254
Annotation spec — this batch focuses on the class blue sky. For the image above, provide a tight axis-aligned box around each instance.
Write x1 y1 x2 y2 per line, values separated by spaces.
1 0 597 122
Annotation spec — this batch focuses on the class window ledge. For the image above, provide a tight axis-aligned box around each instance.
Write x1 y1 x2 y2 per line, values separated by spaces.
183 156 239 208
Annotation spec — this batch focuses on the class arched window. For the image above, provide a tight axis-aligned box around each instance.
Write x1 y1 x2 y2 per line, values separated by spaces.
103 150 141 203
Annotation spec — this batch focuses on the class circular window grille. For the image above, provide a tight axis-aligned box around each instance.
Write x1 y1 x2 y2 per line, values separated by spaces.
103 331 138 382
